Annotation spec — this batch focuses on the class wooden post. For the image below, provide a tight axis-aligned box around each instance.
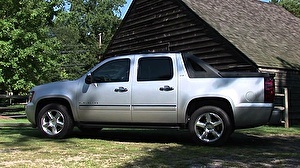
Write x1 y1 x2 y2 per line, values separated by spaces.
98 33 102 49
284 88 289 128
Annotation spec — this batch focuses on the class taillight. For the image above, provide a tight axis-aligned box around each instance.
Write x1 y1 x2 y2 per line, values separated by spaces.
264 76 275 103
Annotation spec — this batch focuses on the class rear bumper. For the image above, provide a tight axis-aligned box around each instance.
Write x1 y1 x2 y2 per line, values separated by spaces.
234 103 273 129
268 107 283 125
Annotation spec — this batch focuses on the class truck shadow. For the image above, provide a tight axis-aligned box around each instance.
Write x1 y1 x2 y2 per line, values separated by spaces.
73 128 300 148
13 127 300 150
73 128 300 167
4 127 300 167
74 128 195 144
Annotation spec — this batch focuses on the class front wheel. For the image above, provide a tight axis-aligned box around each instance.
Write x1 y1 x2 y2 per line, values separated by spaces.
188 106 233 146
37 103 74 139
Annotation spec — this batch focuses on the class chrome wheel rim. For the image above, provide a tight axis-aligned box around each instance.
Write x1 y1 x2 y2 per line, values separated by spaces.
41 110 65 136
194 112 224 143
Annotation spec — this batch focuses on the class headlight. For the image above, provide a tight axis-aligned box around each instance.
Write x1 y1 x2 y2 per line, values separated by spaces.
28 91 35 103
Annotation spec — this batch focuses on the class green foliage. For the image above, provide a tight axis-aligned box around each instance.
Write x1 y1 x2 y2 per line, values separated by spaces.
53 0 126 79
272 0 300 18
0 0 65 93
0 0 126 92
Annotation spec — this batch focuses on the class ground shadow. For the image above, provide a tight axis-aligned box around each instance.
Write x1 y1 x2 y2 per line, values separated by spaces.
0 127 71 147
73 128 300 167
73 128 195 144
2 127 299 167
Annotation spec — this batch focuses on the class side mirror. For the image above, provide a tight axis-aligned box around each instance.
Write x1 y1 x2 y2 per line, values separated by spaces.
85 74 93 84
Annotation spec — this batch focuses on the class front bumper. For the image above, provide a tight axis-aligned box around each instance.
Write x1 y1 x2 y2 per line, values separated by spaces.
25 102 37 127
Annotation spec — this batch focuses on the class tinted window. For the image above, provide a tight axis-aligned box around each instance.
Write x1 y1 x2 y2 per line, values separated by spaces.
182 53 221 78
92 59 130 82
187 58 206 72
137 57 173 81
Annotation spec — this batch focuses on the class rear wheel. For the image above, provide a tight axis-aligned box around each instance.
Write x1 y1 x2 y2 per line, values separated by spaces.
37 103 74 138
189 106 232 146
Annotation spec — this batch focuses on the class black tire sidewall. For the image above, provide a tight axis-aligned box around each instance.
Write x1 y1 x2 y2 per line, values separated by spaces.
37 103 74 139
188 106 232 146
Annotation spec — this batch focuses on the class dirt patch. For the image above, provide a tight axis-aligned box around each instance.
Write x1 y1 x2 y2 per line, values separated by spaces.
0 116 14 120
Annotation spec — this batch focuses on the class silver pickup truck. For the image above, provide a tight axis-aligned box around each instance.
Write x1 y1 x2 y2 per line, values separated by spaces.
26 52 275 146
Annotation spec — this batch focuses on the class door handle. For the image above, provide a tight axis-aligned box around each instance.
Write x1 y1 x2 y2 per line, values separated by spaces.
159 85 174 91
114 87 128 92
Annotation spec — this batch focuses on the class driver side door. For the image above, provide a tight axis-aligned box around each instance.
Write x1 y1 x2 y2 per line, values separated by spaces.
77 58 132 122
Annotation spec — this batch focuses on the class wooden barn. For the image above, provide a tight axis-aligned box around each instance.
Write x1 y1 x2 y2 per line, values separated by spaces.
104 0 300 124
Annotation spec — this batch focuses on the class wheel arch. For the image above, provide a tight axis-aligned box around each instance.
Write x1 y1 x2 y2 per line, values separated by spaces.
186 97 235 128
35 97 74 124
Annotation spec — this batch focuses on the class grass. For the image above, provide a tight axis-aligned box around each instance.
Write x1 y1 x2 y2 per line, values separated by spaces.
0 111 29 126
0 123 300 167
0 106 28 124
238 125 300 136
0 118 29 123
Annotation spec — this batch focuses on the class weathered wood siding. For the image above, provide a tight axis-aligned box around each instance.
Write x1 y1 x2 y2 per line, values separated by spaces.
104 0 300 123
105 0 257 72
260 68 300 124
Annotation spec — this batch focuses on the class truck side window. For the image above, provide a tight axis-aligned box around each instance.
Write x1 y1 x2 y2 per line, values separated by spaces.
137 57 173 81
92 59 130 82
187 58 206 72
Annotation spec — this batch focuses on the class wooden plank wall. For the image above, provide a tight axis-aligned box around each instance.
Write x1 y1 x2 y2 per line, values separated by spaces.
260 68 300 124
105 0 300 123
105 0 257 72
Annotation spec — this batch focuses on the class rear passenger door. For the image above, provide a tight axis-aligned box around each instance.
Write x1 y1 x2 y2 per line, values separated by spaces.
131 55 177 123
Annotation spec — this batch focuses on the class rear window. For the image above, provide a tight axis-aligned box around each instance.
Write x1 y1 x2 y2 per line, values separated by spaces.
187 58 206 72
137 57 173 81
182 53 220 78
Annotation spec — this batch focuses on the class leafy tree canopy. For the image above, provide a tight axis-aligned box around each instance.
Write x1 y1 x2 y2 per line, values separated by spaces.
0 0 126 93
0 0 64 93
271 0 300 18
53 0 126 79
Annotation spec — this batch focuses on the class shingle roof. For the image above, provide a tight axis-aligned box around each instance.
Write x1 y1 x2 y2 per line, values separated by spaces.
181 0 300 70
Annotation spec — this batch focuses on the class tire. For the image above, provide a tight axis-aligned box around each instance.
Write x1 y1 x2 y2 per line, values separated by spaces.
37 103 74 139
188 106 232 146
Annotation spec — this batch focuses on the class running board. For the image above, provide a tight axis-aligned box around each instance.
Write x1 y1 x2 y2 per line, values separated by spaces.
77 122 184 130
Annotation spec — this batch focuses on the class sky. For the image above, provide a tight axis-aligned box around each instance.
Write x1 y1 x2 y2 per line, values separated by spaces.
120 0 270 18
120 0 132 18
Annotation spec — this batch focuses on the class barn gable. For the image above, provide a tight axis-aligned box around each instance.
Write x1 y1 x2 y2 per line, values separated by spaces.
105 0 258 71
105 0 300 72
